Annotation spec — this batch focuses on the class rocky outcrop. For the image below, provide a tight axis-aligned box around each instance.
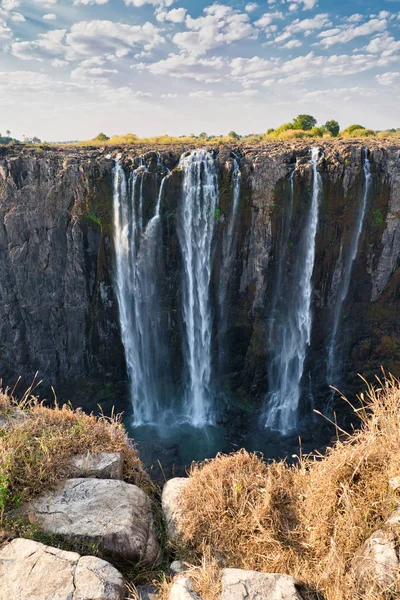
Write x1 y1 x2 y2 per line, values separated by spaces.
0 538 126 600
24 478 159 565
220 569 303 600
162 478 189 542
168 577 202 600
68 452 124 480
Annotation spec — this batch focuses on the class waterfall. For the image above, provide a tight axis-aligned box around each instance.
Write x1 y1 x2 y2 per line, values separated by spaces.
326 148 372 388
113 158 169 424
265 147 322 434
218 155 242 370
178 150 219 426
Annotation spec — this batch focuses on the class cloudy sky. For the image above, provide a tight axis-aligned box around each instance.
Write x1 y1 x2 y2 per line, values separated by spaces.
0 0 399 141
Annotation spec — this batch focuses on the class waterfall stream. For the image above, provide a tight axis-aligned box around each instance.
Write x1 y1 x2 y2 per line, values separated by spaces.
113 158 169 424
178 150 219 426
326 148 372 388
264 148 322 434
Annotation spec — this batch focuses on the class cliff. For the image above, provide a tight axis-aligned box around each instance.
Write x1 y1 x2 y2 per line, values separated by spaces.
0 140 399 420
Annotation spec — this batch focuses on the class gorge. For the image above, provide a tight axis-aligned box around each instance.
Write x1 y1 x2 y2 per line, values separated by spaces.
0 140 399 469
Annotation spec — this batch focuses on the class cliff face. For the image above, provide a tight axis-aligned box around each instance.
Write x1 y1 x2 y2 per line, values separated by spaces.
0 141 399 416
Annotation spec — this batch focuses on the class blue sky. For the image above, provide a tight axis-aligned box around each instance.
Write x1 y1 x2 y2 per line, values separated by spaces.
0 0 399 141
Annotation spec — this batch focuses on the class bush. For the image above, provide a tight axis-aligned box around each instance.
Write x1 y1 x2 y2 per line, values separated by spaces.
343 124 366 135
310 126 325 137
179 374 400 600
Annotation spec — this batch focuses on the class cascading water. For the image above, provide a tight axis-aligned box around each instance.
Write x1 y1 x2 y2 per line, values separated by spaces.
113 158 169 424
264 148 322 434
218 155 242 369
326 148 372 388
178 150 219 426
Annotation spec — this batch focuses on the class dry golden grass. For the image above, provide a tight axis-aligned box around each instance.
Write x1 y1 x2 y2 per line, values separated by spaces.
178 375 400 600
0 384 147 522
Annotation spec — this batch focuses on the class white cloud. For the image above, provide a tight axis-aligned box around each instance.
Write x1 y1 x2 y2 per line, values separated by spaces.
65 20 164 60
1 0 20 9
288 0 318 10
275 13 330 44
73 0 109 4
43 13 56 20
125 0 174 6
245 3 258 12
172 4 257 55
161 92 177 98
319 18 387 48
344 14 364 23
5 11 25 21
71 65 118 81
156 7 186 23
188 90 214 98
11 29 66 61
135 53 225 82
222 89 258 97
282 39 303 48
365 33 400 56
255 11 283 30
0 17 12 41
376 71 400 86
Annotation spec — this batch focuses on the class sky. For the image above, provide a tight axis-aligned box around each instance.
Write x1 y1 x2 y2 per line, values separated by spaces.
0 0 400 141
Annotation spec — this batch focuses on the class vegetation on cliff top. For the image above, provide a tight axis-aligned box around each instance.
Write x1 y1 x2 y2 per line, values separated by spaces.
177 374 400 600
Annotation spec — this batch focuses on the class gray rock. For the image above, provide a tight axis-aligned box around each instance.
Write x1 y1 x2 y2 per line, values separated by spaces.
220 568 303 600
0 538 125 600
25 478 159 565
170 560 186 576
162 478 190 541
69 452 124 480
389 476 400 493
168 577 202 600
352 528 399 593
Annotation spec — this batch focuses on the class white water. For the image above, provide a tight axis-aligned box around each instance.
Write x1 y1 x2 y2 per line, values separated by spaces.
218 155 242 366
265 148 322 434
113 158 169 424
326 148 372 387
178 150 219 426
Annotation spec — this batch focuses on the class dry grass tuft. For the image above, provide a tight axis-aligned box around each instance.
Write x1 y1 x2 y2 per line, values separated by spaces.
179 374 400 600
0 385 147 521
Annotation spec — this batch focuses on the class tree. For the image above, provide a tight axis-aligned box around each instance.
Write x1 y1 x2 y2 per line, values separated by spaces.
93 132 110 141
292 114 317 131
228 131 241 140
324 120 340 137
5 130 11 138
198 132 208 140
266 128 275 135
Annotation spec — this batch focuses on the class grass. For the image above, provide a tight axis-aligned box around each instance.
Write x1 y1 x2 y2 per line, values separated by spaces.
177 374 400 600
0 382 148 523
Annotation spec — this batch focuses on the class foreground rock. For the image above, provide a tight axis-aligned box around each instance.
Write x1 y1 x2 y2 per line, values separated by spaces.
25 478 159 565
162 478 189 541
352 528 399 594
0 538 125 600
220 569 303 600
168 577 202 600
68 452 124 480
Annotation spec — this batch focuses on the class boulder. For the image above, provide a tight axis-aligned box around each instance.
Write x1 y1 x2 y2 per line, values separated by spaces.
162 478 189 541
25 478 159 565
388 476 400 493
0 538 125 600
169 577 202 600
68 452 124 480
352 528 399 593
170 560 186 576
220 569 303 600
